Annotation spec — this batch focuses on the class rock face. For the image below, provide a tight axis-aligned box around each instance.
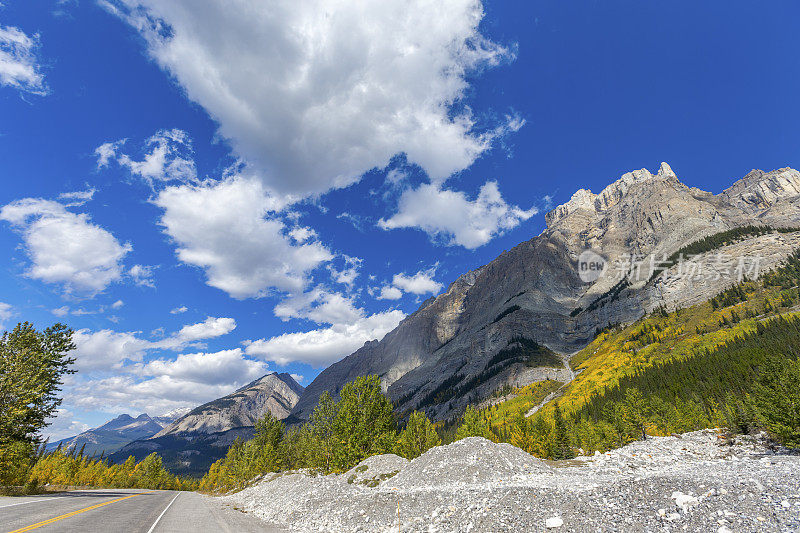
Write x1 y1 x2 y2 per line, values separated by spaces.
110 373 304 475
155 372 303 437
48 413 176 456
292 163 800 422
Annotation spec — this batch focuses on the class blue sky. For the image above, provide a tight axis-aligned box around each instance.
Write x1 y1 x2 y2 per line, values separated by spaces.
1 0 799 439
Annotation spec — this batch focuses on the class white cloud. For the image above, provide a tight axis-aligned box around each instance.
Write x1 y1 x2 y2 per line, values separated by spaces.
67 375 238 416
43 409 90 442
0 24 47 95
392 270 443 295
379 181 537 248
64 348 268 416
136 348 266 386
70 316 237 371
290 373 304 384
169 316 236 344
71 328 151 371
52 306 70 317
95 129 196 186
375 268 442 300
274 287 363 326
244 309 405 367
111 299 124 309
128 264 156 288
0 198 132 295
0 302 13 329
103 0 511 199
288 226 316 244
95 139 125 168
376 285 403 301
58 188 96 207
153 176 332 299
170 305 188 314
327 255 361 287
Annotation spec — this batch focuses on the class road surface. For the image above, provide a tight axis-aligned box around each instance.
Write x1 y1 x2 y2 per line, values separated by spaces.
0 489 285 533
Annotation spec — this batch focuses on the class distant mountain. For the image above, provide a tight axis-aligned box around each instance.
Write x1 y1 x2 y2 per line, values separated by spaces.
47 413 179 457
291 164 800 422
152 407 191 428
154 372 304 437
111 372 304 475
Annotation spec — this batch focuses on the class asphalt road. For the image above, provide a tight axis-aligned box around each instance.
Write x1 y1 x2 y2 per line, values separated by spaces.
0 489 285 533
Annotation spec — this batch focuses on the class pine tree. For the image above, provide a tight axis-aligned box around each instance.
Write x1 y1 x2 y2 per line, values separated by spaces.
551 402 574 459
752 359 800 448
0 322 75 486
455 405 492 441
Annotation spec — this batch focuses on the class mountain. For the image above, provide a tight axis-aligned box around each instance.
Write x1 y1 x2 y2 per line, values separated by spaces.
110 372 303 475
154 372 303 437
291 163 800 422
48 413 177 456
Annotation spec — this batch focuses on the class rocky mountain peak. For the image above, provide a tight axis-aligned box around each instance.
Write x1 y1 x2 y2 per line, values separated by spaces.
545 162 677 227
292 163 800 424
154 372 304 437
721 167 800 211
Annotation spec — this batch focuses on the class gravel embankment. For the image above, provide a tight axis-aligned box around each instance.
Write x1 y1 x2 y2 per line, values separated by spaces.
223 430 800 532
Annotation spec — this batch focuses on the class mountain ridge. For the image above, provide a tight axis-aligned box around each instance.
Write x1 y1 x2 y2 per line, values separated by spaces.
291 163 800 422
47 412 179 456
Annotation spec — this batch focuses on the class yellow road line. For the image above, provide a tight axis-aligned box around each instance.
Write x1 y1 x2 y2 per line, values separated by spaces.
6 492 153 533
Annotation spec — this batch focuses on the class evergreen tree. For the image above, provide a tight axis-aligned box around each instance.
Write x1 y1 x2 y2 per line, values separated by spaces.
250 412 284 473
752 359 800 448
0 322 75 486
550 403 574 459
455 405 491 441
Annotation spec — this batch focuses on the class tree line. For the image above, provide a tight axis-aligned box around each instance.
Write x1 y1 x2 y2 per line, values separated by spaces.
3 300 799 494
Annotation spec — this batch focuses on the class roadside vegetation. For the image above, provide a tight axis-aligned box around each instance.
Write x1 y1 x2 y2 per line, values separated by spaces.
199 375 441 492
3 247 799 495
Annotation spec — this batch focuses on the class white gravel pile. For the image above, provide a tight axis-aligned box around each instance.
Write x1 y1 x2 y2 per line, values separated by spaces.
223 430 800 532
384 437 552 491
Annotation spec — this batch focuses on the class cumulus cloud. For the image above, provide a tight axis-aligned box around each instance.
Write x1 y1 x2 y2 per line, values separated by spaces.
376 286 403 301
67 374 239 416
0 24 47 95
170 305 188 314
136 348 266 386
153 177 332 299
375 267 442 300
0 198 132 295
244 309 405 367
274 287 365 326
103 0 511 199
392 269 443 295
0 302 14 329
169 316 236 345
71 328 151 371
95 129 196 186
379 181 536 248
70 316 236 371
